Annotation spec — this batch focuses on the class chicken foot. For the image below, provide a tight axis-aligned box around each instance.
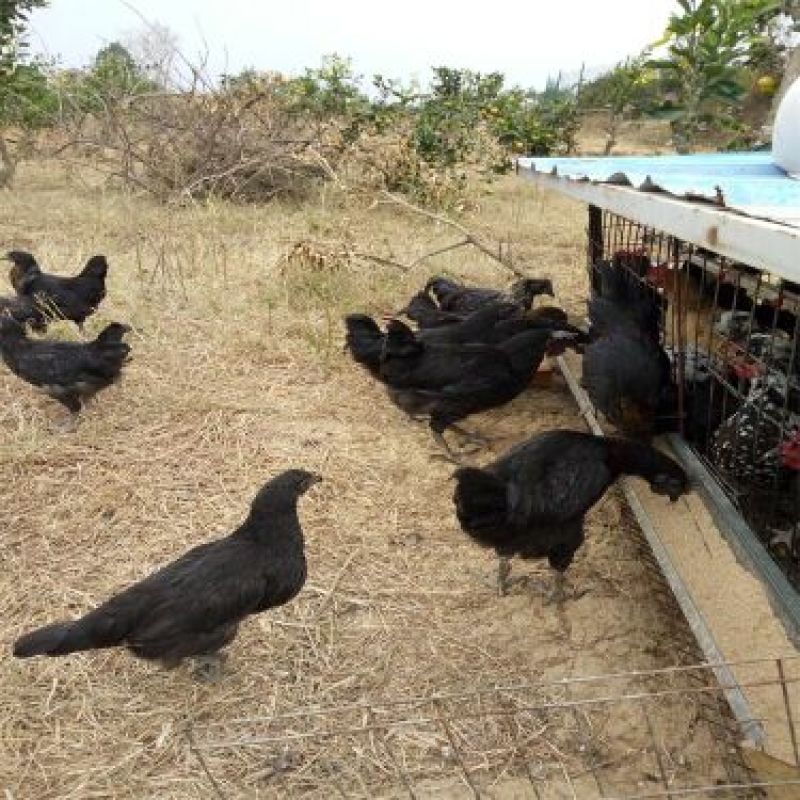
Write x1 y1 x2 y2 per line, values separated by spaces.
430 424 491 464
541 572 588 606
449 424 491 449
191 652 228 683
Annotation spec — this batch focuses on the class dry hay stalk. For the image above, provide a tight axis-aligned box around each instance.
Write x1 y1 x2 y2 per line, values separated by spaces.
0 169 757 798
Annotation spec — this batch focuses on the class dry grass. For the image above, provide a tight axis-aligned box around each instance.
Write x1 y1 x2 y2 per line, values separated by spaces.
0 164 746 798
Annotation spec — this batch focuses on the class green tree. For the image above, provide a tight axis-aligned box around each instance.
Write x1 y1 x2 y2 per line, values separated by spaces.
286 54 368 119
1 57 58 127
414 68 505 165
1 0 47 73
51 41 158 120
280 54 370 143
579 58 659 153
648 0 785 150
1 0 48 185
88 42 153 98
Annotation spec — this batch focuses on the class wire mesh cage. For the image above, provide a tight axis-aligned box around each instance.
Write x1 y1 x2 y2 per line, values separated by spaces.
586 207 800 591
187 656 800 799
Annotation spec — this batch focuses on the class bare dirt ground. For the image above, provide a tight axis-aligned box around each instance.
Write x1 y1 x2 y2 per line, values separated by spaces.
0 165 752 798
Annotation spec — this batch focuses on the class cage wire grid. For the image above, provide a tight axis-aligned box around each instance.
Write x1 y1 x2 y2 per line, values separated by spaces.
186 654 800 799
588 208 800 590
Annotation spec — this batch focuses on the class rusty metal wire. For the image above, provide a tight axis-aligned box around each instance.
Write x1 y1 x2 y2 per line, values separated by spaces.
188 656 800 798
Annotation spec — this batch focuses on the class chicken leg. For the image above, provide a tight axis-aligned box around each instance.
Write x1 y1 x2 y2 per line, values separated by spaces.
497 556 512 596
192 652 228 683
449 424 491 448
544 572 567 606
430 431 470 465
430 423 491 464
542 571 587 606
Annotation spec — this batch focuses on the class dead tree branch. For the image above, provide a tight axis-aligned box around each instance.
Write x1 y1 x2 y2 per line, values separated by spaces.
377 190 526 279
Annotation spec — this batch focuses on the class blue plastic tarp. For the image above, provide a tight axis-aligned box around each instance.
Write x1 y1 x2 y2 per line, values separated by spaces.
520 152 800 227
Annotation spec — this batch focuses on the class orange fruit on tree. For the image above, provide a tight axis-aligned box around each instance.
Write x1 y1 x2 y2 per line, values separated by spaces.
756 75 778 96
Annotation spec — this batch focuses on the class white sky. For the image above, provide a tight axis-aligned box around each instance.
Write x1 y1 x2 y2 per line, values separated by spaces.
29 0 679 90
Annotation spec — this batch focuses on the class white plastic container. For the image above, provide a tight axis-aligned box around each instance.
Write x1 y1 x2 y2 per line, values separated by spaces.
773 77 800 178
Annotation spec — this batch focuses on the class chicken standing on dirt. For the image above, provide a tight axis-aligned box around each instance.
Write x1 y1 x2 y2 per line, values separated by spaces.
0 318 131 415
380 321 578 460
426 276 554 315
344 306 587 377
6 250 108 329
453 430 688 600
14 469 321 680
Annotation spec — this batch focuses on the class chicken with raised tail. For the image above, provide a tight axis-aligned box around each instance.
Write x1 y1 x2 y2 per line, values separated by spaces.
453 430 688 600
380 321 580 460
6 250 108 329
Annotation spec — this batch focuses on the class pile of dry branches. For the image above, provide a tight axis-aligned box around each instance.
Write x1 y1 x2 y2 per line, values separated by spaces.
47 74 508 207
56 79 345 203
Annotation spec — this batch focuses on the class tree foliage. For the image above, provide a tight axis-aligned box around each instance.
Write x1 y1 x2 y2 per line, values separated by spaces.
6 2 793 202
647 0 790 149
1 0 47 185
0 0 46 73
80 42 156 103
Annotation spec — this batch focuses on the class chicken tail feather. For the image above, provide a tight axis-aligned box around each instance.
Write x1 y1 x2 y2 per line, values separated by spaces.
344 314 384 371
13 621 93 657
452 467 508 542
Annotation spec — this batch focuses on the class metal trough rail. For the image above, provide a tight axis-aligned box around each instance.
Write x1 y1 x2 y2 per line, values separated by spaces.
556 353 766 748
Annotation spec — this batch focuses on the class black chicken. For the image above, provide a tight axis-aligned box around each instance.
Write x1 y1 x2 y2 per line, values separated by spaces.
399 291 465 328
415 302 523 345
583 260 675 439
0 294 47 331
590 250 652 297
587 259 663 342
14 469 320 679
666 345 735 450
345 307 585 377
344 314 384 377
380 321 577 459
425 276 554 315
753 300 798 339
453 430 688 599
0 318 131 414
582 333 676 438
420 304 588 348
6 251 108 329
715 282 753 312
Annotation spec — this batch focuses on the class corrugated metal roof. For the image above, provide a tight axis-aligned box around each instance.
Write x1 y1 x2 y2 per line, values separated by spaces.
517 151 800 228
